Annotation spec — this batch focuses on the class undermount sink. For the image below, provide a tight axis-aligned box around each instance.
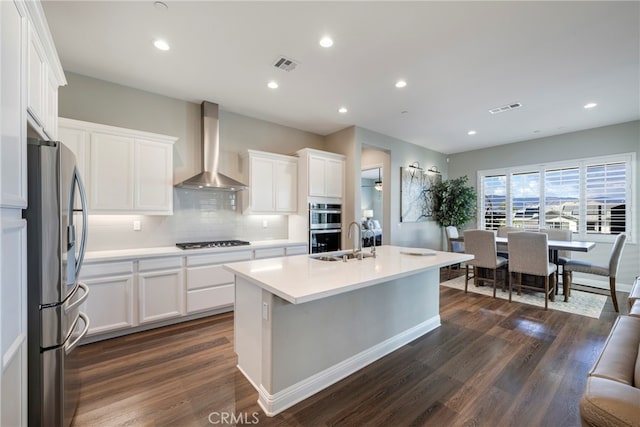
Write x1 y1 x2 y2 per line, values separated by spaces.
310 251 374 262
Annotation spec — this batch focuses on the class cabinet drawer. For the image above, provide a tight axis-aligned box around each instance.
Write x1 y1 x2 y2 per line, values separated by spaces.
187 265 234 290
139 256 182 272
187 284 234 313
286 245 308 256
80 261 134 279
186 250 252 267
254 247 285 259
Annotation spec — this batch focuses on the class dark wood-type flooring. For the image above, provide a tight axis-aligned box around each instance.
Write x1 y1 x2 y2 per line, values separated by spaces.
71 270 626 426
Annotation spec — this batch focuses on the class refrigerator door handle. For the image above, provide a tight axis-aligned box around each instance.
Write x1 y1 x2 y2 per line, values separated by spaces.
65 312 89 355
72 167 89 276
64 282 89 314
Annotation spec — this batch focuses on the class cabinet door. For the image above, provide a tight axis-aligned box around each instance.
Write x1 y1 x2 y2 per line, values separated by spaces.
275 160 297 212
325 159 344 198
139 269 184 324
1 0 27 209
59 127 89 211
134 140 173 212
90 132 134 211
44 71 58 140
27 25 46 127
83 275 135 335
308 156 326 196
250 156 275 212
1 216 27 427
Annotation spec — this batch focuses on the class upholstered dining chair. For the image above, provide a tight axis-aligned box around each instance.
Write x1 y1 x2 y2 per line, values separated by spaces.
508 232 557 310
463 230 508 298
496 225 521 258
562 233 627 312
540 228 572 297
445 226 464 279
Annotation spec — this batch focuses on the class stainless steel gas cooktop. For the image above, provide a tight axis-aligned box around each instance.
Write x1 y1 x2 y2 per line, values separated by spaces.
176 240 251 250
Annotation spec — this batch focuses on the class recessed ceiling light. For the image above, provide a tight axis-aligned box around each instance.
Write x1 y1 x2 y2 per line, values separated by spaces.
338 107 348 114
153 1 168 10
467 130 477 135
584 102 598 109
153 39 170 51
267 81 279 89
395 80 407 88
319 36 334 48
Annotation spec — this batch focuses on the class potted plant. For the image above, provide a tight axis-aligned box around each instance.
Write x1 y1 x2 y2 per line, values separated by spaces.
431 175 477 228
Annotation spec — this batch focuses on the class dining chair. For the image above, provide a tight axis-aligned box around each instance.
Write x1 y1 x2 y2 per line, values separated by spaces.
508 231 557 310
496 226 521 258
445 226 464 279
540 228 572 297
562 233 627 312
463 230 508 298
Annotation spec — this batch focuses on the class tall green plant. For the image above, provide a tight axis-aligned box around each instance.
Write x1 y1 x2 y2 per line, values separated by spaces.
431 176 477 227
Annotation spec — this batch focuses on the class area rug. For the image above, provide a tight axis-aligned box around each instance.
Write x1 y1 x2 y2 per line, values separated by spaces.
441 275 606 319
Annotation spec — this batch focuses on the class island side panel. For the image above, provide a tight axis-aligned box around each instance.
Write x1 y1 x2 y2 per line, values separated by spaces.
268 269 440 394
234 277 263 389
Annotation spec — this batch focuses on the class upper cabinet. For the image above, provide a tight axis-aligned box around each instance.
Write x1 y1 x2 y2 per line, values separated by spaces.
297 148 345 199
241 150 297 214
24 2 65 140
59 118 177 215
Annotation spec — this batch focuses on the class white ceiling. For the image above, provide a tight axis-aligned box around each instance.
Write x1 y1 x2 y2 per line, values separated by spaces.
42 1 640 154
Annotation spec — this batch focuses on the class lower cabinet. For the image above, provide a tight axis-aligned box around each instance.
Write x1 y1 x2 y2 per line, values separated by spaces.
80 261 135 335
186 250 252 313
138 257 184 324
79 244 306 340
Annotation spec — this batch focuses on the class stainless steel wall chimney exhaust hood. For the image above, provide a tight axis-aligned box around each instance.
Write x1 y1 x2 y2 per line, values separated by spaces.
175 101 247 191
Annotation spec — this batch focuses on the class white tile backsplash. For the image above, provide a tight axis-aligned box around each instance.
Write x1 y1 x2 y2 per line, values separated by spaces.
85 189 289 250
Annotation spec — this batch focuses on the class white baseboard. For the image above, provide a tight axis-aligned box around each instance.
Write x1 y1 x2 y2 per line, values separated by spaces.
256 315 441 417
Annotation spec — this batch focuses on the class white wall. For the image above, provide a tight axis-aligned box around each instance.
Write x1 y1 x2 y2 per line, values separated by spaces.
448 120 640 289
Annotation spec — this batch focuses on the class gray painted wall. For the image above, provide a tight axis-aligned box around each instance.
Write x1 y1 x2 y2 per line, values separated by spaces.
356 127 449 250
448 120 640 289
59 72 324 250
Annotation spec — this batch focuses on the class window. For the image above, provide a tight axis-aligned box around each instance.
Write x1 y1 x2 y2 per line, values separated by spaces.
478 153 634 241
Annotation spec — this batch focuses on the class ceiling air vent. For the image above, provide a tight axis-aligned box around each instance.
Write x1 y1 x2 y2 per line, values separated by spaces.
273 55 299 72
488 102 522 114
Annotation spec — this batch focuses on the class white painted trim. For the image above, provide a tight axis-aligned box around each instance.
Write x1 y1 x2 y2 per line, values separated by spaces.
255 315 441 416
571 275 632 293
58 117 178 145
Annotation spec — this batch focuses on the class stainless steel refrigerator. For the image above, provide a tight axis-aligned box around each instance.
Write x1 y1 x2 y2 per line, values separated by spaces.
24 138 90 427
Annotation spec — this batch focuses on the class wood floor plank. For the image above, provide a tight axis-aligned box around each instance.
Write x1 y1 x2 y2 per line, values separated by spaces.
71 269 620 426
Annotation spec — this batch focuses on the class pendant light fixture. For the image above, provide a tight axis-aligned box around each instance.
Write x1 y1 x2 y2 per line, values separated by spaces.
374 168 382 191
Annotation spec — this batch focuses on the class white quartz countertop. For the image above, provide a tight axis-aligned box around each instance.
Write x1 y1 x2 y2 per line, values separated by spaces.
83 240 307 262
223 245 473 304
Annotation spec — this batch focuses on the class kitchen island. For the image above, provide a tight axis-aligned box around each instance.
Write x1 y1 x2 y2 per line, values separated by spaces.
224 245 472 416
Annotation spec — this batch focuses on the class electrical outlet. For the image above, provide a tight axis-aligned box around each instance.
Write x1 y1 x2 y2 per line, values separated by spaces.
262 302 269 320
133 220 141 231
262 220 268 228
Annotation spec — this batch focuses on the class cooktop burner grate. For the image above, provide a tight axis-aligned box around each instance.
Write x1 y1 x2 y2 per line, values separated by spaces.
176 240 251 250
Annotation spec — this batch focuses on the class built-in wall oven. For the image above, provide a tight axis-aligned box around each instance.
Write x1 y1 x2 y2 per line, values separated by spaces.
309 203 342 253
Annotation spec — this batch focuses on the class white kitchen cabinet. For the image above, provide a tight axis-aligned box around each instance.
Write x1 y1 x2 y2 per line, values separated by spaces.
27 25 46 129
1 0 27 209
44 70 58 139
242 150 297 214
59 118 177 215
297 148 345 199
285 244 308 256
138 257 184 324
80 261 135 335
254 247 285 259
186 250 252 313
90 132 135 211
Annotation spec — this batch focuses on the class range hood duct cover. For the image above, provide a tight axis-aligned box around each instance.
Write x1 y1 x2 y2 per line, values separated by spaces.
175 101 247 191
